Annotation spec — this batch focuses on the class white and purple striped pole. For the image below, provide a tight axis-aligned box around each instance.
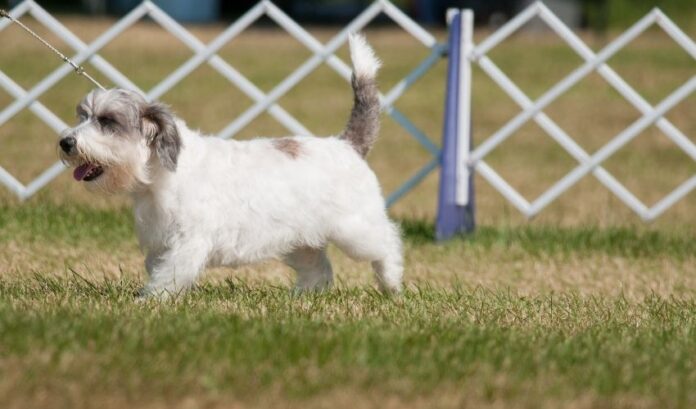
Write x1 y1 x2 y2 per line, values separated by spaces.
436 9 475 240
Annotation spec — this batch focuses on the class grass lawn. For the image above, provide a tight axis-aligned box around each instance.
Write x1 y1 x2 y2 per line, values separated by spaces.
2 276 695 409
1 203 694 409
0 11 694 409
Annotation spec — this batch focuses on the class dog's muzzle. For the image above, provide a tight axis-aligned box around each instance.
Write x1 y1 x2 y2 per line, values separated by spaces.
57 134 105 181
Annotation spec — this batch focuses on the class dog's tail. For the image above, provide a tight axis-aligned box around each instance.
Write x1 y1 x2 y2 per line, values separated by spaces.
340 34 381 158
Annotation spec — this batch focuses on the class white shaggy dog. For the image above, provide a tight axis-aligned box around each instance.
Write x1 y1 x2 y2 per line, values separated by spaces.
58 35 403 297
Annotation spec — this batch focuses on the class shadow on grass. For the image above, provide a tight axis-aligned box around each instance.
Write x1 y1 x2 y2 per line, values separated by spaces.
399 218 695 259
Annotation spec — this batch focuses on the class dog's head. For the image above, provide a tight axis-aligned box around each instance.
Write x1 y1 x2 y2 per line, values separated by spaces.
58 88 181 194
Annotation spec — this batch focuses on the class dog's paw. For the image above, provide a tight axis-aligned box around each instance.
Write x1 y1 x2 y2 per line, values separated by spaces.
135 287 176 302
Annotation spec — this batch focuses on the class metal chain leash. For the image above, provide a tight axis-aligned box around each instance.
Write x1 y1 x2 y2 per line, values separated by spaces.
1 8 106 90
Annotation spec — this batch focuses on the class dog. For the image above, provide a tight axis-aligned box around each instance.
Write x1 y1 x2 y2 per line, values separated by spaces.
58 34 403 297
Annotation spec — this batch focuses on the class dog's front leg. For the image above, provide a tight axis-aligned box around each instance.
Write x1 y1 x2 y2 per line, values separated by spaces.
140 244 208 298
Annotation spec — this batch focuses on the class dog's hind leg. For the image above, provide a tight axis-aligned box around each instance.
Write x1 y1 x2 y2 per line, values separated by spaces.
331 217 403 294
284 247 334 292
368 223 403 294
371 237 403 294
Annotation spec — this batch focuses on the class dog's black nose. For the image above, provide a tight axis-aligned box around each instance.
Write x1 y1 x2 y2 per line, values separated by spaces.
59 136 76 153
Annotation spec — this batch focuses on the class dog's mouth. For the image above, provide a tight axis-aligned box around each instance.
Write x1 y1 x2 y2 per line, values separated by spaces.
73 162 104 182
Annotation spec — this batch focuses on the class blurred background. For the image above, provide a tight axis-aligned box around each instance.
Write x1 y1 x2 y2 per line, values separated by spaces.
0 0 693 226
1 0 695 30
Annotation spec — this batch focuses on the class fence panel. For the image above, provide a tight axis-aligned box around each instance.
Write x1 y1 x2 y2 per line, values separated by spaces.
456 2 695 221
0 0 444 204
5 1 690 221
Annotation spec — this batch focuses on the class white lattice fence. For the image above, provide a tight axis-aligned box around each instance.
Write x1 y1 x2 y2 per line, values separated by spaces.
4 0 694 221
455 2 695 221
0 0 444 203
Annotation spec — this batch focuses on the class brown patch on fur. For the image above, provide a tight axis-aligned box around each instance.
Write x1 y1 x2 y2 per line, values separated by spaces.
272 138 302 158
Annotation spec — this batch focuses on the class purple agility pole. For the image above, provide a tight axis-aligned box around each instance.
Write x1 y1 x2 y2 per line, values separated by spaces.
436 10 475 240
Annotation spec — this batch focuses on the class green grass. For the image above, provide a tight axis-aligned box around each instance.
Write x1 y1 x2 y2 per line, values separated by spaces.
2 202 694 259
0 201 132 246
1 277 695 408
1 202 695 407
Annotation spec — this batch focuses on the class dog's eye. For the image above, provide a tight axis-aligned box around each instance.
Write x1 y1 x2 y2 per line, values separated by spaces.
97 116 116 128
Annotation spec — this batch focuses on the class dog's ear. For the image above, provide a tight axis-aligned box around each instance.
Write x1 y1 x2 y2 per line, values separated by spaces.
142 102 180 172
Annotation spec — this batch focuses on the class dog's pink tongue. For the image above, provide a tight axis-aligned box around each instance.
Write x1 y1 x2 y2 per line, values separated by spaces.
73 163 94 181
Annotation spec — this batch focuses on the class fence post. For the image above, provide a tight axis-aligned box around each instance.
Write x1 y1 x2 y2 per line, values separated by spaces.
436 9 475 241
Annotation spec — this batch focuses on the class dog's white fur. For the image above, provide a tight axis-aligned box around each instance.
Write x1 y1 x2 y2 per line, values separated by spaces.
59 34 402 297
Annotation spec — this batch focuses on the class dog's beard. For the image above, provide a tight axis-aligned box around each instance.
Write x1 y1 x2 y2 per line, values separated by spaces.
61 139 151 194
84 163 147 194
